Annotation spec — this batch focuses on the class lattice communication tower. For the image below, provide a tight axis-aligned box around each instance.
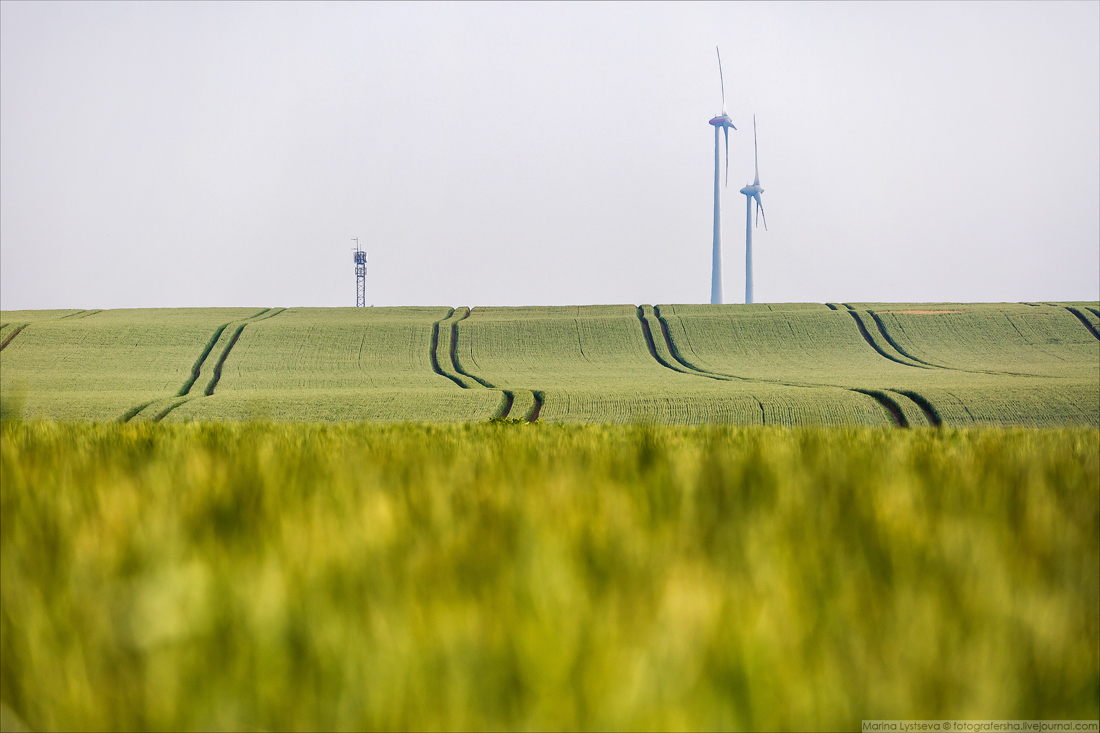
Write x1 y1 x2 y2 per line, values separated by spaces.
352 237 367 307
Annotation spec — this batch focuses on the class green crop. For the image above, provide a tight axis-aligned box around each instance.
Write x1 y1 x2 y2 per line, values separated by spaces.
1 422 1097 730
2 302 1097 426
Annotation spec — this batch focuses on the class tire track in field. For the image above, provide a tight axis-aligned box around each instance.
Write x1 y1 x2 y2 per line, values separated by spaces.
205 324 247 396
451 308 544 421
839 305 929 369
853 389 909 427
651 306 744 382
430 308 467 387
859 306 1073 378
1064 306 1100 340
142 309 285 422
0 325 27 351
656 305 931 428
636 306 699 376
119 401 156 423
451 308 495 388
893 389 943 427
177 324 230 397
201 309 282 397
154 398 192 423
493 390 515 419
59 309 103 320
431 308 521 421
527 391 544 422
865 311 943 368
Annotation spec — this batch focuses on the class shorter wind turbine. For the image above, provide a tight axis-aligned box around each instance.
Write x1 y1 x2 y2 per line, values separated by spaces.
739 115 766 304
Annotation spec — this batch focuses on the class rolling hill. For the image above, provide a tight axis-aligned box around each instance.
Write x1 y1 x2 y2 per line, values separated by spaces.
2 302 1097 426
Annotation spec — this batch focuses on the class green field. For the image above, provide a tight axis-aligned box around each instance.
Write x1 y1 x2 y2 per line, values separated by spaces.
2 302 1097 426
2 422 1097 730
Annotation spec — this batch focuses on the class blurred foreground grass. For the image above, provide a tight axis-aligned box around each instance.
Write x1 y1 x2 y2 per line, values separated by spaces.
1 422 1097 731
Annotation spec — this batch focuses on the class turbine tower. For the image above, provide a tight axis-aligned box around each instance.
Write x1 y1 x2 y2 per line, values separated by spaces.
708 47 736 305
739 116 766 304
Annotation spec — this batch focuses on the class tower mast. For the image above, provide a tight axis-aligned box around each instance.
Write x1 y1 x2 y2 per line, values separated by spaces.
353 238 367 307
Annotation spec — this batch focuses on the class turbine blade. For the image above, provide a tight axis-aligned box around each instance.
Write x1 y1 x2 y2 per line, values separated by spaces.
753 115 760 186
723 125 729 186
755 196 767 231
717 46 727 114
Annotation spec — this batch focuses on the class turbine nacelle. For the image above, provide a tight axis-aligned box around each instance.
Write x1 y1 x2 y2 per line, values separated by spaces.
709 114 736 129
739 183 763 196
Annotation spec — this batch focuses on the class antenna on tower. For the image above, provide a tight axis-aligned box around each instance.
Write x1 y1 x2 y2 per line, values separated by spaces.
352 237 367 307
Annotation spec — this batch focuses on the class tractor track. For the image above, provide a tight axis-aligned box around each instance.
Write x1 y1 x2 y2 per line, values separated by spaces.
450 308 495 388
119 308 284 422
866 310 943 367
494 390 515 419
179 324 229 396
839 305 927 369
526 391 544 422
1064 306 1100 340
205 324 247 396
0 325 26 351
154 398 191 423
651 306 738 382
429 309 466 387
894 389 943 427
654 306 909 428
635 306 693 375
119 400 156 423
853 389 909 428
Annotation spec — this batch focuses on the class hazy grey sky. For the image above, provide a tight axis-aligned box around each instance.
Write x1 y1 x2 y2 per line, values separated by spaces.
2 1 1097 309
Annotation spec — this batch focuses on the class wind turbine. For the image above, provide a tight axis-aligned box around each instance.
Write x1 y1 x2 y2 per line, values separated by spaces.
739 115 766 304
708 46 736 305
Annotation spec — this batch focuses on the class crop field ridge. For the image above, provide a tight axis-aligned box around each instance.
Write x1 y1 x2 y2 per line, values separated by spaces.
853 388 910 427
250 307 286 322
1065 306 1100 340
0 325 26 351
841 306 928 369
451 308 495 388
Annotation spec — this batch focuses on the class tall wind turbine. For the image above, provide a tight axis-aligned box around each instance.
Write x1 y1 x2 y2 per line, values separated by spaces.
708 46 736 305
739 115 766 304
